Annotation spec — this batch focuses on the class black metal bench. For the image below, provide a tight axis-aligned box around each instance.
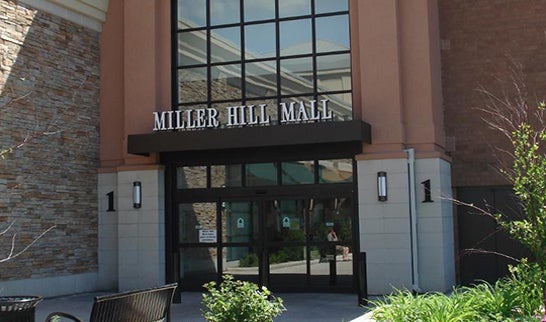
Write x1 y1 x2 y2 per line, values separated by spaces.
44 283 177 322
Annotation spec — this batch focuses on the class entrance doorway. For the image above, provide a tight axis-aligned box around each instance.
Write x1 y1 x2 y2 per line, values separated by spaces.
176 195 354 292
167 158 358 293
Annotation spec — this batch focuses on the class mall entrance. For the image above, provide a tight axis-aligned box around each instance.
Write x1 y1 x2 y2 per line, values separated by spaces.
164 153 359 294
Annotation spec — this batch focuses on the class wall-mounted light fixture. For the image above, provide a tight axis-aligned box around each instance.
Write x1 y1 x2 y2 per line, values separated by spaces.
377 171 387 202
133 181 142 209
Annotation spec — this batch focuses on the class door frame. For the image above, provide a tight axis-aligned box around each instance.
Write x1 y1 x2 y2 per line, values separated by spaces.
168 183 358 292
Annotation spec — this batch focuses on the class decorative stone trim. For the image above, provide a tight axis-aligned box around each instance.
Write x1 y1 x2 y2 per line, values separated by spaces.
17 0 108 31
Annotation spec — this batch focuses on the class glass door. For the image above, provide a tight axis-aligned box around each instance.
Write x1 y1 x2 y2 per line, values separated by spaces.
220 197 354 292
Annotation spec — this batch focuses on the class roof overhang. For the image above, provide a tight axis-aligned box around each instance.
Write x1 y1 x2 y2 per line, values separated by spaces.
128 120 371 156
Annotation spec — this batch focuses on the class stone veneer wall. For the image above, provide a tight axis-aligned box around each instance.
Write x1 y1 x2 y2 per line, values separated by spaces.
0 1 99 281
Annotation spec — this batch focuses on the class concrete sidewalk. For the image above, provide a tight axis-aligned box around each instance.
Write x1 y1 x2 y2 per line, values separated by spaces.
35 291 374 322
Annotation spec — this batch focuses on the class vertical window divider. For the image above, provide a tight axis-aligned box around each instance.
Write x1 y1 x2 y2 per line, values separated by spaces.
274 0 281 123
240 0 246 105
311 0 318 101
171 0 178 112
206 0 212 106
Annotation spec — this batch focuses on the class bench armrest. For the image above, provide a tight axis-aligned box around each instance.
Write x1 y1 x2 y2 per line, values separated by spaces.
45 311 85 322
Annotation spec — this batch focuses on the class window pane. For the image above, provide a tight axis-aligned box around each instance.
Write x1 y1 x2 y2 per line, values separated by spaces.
244 0 275 21
280 57 313 95
211 64 242 101
178 0 206 29
211 164 243 187
246 163 277 186
309 198 352 242
179 202 217 244
319 159 353 183
211 27 241 63
178 30 207 66
222 246 260 282
177 166 207 189
179 247 218 290
317 54 351 92
279 0 311 18
316 15 350 52
246 98 278 124
280 19 312 55
315 0 348 14
210 0 240 25
179 68 207 103
222 201 256 243
245 23 276 59
318 94 352 121
245 60 277 98
282 161 314 185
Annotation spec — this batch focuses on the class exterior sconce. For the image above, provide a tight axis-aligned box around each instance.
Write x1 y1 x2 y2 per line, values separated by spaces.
133 181 142 209
377 171 387 201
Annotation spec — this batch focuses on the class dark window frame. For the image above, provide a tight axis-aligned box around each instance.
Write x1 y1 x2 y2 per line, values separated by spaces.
172 0 352 121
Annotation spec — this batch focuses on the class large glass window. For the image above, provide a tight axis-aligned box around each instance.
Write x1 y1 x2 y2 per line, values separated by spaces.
176 159 353 190
175 0 352 126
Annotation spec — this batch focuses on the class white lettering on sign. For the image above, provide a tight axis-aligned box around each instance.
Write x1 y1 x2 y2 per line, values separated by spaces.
153 99 334 131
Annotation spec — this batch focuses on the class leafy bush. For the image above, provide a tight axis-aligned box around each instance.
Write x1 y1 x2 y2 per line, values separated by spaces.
371 261 543 322
201 275 286 322
239 253 258 267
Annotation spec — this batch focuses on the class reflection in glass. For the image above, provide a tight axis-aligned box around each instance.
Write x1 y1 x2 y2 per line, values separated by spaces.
210 0 240 25
211 27 241 63
280 58 313 96
282 161 315 185
211 64 242 101
223 247 260 279
317 54 351 92
245 23 276 59
178 0 206 28
316 15 350 52
280 19 312 55
279 0 310 18
223 202 256 243
318 94 352 121
211 164 242 187
319 159 353 183
177 166 207 189
211 102 243 128
315 0 348 14
246 98 278 124
179 247 217 289
246 163 277 186
179 203 217 244
179 68 207 103
244 0 275 21
309 198 352 243
178 31 207 66
245 61 277 98
268 199 307 242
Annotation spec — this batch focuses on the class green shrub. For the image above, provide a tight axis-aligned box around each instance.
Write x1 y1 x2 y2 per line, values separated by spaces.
371 261 543 322
239 253 258 267
201 275 286 322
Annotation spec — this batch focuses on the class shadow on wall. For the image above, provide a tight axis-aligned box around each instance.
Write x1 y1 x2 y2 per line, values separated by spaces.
0 1 100 283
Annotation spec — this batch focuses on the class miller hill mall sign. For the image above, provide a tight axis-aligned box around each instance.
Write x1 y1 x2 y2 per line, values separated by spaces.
153 99 334 131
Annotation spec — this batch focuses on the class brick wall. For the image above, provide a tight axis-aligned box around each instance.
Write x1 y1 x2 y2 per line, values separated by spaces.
0 1 99 280
439 0 546 187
